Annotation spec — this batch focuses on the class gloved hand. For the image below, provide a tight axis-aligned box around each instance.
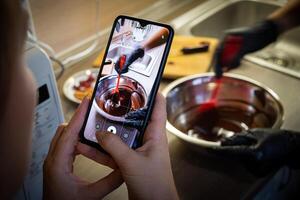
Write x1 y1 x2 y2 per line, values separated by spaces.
215 128 300 177
213 20 280 78
124 107 148 128
115 46 145 74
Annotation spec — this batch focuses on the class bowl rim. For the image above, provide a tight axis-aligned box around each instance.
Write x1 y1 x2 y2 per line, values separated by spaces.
162 72 285 148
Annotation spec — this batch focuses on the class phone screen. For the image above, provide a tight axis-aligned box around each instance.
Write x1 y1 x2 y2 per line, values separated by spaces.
81 16 173 149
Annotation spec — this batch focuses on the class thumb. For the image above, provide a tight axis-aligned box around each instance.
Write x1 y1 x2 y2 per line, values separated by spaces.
96 132 135 166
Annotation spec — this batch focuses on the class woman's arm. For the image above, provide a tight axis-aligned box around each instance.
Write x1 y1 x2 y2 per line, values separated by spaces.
268 0 300 33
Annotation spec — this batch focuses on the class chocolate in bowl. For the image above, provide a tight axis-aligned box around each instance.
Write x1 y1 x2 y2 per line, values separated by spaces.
162 73 284 148
93 75 147 122
96 87 145 117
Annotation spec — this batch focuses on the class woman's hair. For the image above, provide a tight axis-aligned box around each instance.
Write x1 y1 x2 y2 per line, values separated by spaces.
0 1 28 123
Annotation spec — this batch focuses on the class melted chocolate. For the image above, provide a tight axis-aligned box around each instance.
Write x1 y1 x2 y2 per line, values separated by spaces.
96 87 145 116
174 102 271 142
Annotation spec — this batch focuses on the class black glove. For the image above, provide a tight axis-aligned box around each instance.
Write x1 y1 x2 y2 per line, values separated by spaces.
215 128 300 177
124 107 147 129
213 20 280 78
115 46 145 74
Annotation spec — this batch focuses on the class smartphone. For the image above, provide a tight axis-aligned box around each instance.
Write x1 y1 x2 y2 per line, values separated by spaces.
80 15 174 150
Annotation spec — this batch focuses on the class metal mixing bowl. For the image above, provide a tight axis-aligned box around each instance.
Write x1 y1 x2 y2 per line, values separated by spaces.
162 73 284 148
93 75 147 122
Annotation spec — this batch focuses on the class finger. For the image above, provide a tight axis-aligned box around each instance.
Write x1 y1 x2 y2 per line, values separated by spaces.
143 93 167 143
58 97 90 153
96 132 135 166
52 98 90 170
76 142 118 169
149 93 167 126
48 123 67 155
65 97 90 137
86 170 123 198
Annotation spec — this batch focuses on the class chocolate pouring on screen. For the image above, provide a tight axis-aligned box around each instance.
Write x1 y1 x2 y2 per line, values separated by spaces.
95 75 147 119
114 55 126 94
82 18 172 149
97 54 146 117
102 54 127 113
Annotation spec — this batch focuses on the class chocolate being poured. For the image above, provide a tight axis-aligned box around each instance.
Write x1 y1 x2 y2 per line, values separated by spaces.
96 54 146 117
96 87 145 117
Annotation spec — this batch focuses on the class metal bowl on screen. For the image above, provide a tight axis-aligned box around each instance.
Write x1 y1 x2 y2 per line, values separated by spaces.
93 75 147 122
162 73 284 148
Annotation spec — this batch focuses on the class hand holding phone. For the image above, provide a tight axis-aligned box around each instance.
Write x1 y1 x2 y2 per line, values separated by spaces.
80 16 174 150
77 94 179 200
43 98 123 200
44 94 178 200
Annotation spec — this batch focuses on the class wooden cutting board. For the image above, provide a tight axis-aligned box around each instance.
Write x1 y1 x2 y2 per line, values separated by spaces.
93 35 219 79
93 49 105 68
164 35 219 79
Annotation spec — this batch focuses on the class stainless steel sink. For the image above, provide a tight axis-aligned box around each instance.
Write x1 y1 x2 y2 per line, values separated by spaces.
190 0 279 38
249 26 300 78
171 0 300 79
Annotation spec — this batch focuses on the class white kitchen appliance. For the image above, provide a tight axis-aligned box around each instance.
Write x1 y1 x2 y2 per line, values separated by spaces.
15 43 64 200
